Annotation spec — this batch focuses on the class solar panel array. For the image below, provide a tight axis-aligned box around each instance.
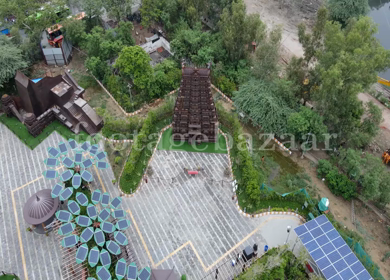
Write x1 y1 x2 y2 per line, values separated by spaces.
294 215 373 280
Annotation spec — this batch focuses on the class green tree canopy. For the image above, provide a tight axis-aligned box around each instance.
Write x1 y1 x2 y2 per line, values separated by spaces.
252 26 282 81
63 18 87 46
151 59 181 97
117 21 135 46
328 0 369 25
218 0 264 62
298 11 390 146
104 0 133 22
0 37 28 87
81 0 103 20
287 106 328 147
233 79 297 135
115 46 153 92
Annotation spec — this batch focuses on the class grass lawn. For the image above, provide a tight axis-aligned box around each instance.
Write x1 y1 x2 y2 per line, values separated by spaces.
0 115 96 150
157 127 227 154
104 141 132 180
0 275 19 280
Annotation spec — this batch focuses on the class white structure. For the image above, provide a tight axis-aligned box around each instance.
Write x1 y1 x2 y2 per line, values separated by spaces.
140 35 172 55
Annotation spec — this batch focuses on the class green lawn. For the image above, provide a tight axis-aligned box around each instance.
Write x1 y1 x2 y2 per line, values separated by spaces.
0 115 96 150
0 274 19 280
157 128 227 154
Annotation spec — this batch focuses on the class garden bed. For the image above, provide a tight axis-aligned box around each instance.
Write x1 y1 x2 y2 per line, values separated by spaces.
157 127 227 154
0 115 93 149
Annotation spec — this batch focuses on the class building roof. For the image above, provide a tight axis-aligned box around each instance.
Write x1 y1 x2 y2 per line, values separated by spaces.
151 269 180 280
23 189 59 225
182 67 210 77
82 103 103 126
51 82 71 97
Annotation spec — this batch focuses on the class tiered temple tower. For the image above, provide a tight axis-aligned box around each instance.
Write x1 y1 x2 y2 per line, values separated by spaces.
172 66 218 143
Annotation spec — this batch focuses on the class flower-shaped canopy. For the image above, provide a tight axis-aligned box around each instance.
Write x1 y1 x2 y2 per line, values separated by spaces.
42 140 109 197
56 186 135 279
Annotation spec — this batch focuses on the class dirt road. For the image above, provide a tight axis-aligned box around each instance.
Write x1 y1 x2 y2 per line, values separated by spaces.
244 0 323 60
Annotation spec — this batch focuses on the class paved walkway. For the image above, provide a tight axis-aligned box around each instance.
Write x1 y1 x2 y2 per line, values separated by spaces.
0 123 303 279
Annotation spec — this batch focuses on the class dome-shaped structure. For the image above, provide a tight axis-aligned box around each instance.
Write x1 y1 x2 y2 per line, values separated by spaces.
23 189 59 225
1 94 13 106
24 113 36 126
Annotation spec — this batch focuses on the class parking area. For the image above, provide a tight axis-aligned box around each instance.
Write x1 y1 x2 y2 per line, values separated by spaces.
0 123 302 279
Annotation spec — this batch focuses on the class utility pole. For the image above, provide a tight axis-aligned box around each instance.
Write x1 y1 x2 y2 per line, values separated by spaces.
127 83 134 111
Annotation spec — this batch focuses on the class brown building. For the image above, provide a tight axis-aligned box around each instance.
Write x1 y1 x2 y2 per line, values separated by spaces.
172 66 218 143
1 71 103 137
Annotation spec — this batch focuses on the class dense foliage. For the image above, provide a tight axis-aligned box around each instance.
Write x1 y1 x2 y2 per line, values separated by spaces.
292 9 390 148
236 247 308 280
327 0 369 25
120 99 175 193
0 36 27 87
233 79 297 135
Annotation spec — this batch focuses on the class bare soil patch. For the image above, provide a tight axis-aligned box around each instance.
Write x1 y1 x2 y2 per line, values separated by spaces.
244 0 323 60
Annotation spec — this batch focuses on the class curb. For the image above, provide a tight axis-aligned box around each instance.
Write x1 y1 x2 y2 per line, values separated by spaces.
234 200 306 222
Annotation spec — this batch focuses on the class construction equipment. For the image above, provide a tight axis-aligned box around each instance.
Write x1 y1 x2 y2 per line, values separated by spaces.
378 77 390 87
382 149 390 164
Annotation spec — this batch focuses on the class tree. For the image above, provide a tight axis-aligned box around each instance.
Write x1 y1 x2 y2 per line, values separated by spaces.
117 21 135 46
299 13 390 145
104 0 133 22
348 101 382 148
140 0 162 27
170 24 213 62
85 56 109 80
252 26 282 81
361 154 384 200
81 0 103 20
328 0 369 25
337 148 364 179
151 59 181 97
83 26 104 57
287 106 328 148
233 79 297 135
218 0 264 62
63 19 87 46
115 46 153 92
0 37 27 87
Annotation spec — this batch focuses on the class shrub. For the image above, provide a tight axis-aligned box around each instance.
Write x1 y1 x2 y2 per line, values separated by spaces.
317 159 334 178
114 156 122 165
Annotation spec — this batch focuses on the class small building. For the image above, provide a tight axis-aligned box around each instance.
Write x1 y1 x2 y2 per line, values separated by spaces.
140 35 172 66
1 71 103 136
172 65 218 144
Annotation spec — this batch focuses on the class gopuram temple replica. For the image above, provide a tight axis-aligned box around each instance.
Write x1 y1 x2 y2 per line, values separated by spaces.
1 71 103 136
172 65 219 144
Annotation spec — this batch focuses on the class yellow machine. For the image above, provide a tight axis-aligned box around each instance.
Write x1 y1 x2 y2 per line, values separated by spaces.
383 150 390 165
378 77 390 87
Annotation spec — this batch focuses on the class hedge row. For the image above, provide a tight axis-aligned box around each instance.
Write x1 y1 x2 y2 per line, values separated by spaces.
317 159 356 200
119 99 174 193
216 104 261 203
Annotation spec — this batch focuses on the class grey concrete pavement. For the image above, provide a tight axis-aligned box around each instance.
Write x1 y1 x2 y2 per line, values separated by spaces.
0 123 302 279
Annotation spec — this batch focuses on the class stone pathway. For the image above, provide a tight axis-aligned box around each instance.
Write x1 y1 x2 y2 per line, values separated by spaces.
0 123 303 280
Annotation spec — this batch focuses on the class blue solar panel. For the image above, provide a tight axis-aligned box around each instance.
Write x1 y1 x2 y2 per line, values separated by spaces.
357 270 372 280
294 215 373 280
75 153 83 163
322 242 336 254
316 234 330 246
96 152 106 160
139 269 151 280
340 268 355 280
321 222 333 233
338 245 352 257
317 256 331 270
63 157 74 167
127 266 137 279
326 229 340 241
305 240 319 252
294 225 307 236
334 259 348 272
46 170 57 178
59 143 67 153
344 253 359 266
351 262 365 275
310 227 324 238
323 265 337 279
47 158 57 166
